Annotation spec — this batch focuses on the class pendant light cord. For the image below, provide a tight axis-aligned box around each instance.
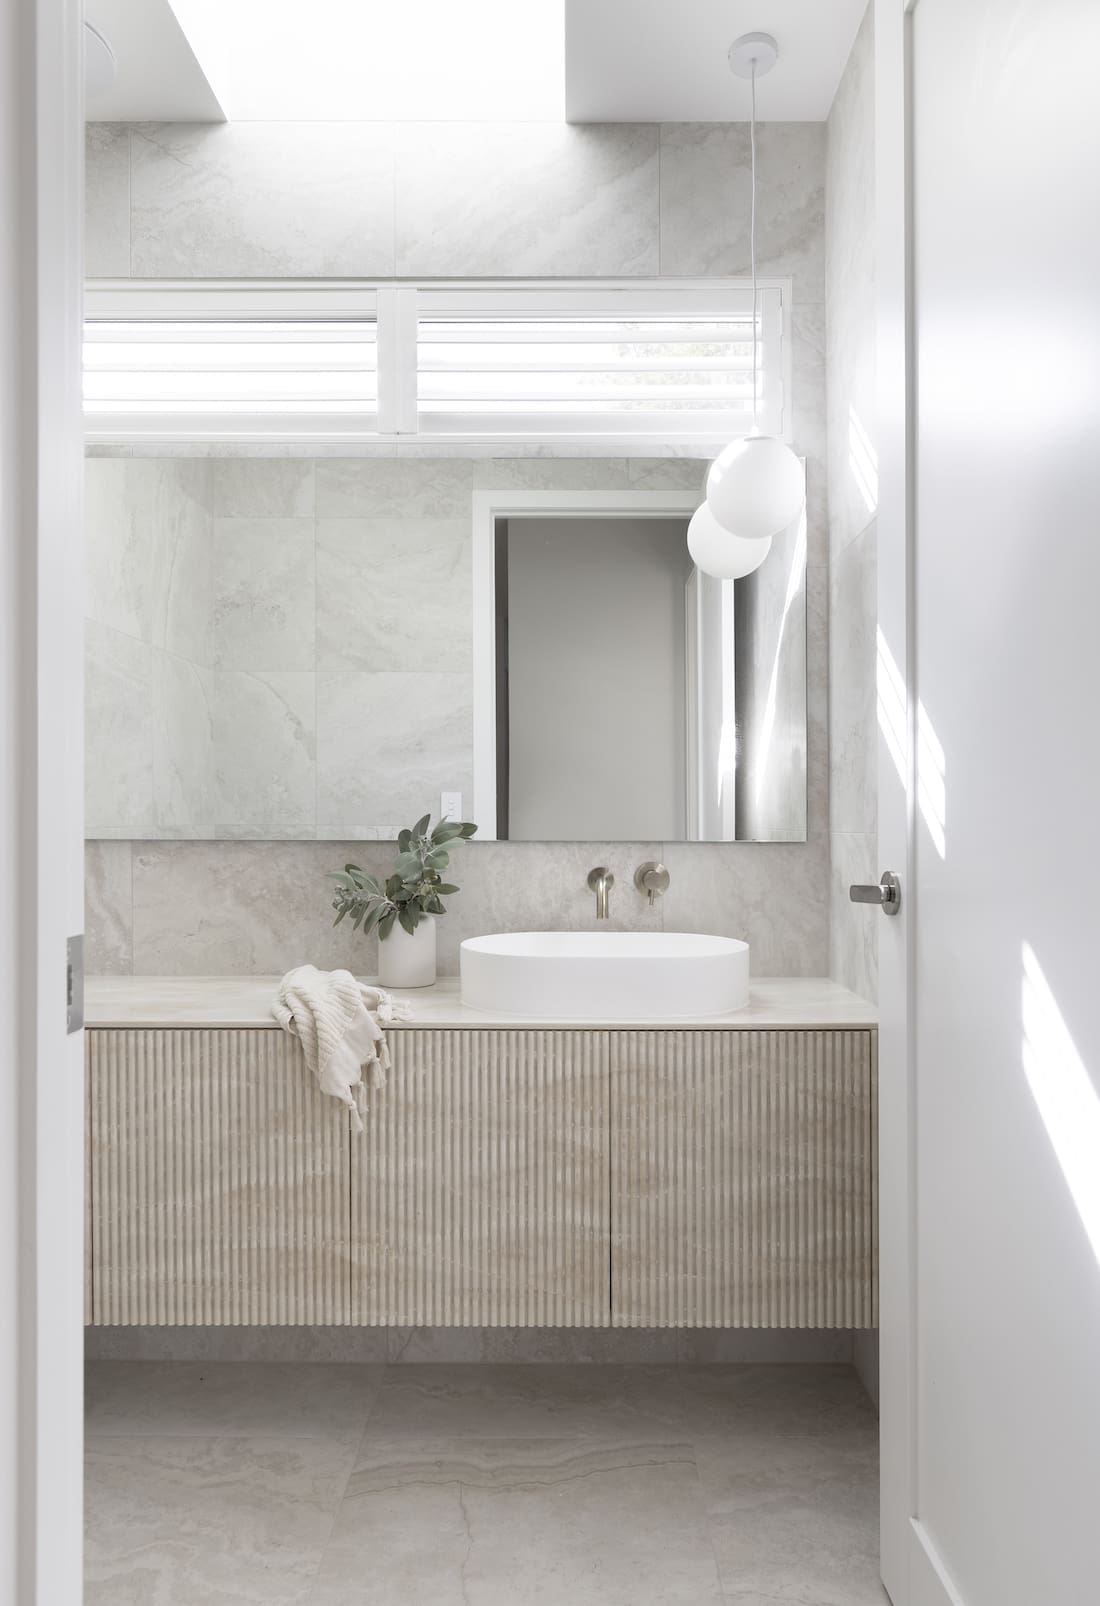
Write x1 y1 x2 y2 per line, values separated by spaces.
750 59 759 431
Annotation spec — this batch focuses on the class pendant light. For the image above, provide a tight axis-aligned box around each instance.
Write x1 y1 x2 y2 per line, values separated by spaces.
686 502 771 579
691 32 804 578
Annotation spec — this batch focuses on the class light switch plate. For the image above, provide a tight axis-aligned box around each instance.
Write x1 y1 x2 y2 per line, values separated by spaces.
441 791 463 821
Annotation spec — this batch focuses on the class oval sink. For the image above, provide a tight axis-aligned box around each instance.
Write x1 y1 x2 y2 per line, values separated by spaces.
460 931 749 1021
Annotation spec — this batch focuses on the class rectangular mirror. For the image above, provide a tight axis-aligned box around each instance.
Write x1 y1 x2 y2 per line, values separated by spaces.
85 457 806 843
485 510 806 843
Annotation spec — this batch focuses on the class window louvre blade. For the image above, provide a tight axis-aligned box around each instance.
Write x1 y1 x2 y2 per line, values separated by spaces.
83 316 379 439
413 289 785 440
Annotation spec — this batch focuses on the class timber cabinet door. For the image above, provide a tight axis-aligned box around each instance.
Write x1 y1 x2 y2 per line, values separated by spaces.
350 1028 612 1327
88 1028 351 1325
610 1029 877 1328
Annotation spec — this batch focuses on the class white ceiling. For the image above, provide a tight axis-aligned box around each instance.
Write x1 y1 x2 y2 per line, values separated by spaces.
84 0 867 124
566 0 869 123
85 0 223 122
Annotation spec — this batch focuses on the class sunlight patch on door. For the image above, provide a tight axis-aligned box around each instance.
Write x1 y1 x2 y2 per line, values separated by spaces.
876 626 946 859
917 700 946 859
1022 942 1100 1269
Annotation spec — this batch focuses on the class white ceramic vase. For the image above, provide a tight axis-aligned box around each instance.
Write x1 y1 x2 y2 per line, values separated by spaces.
378 914 437 989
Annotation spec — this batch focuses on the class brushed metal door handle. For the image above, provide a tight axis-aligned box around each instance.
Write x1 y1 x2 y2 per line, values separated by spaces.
849 871 901 915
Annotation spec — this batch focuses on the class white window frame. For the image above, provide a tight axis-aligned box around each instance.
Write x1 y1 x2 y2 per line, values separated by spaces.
84 277 794 449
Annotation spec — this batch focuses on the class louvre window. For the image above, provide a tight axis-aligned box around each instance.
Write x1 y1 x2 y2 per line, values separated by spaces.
84 280 789 446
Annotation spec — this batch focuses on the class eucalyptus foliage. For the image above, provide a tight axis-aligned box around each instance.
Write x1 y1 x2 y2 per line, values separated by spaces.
330 813 477 940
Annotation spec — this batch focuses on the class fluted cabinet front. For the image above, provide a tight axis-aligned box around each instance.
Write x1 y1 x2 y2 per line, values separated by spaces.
610 1030 877 1328
351 1029 611 1327
88 1029 351 1325
86 1022 876 1329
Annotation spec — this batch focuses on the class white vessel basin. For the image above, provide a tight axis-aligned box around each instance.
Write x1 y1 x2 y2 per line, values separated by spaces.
460 931 749 1021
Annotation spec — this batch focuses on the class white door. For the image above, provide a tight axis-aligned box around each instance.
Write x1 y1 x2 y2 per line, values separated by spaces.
876 2 1100 1603
0 0 86 1600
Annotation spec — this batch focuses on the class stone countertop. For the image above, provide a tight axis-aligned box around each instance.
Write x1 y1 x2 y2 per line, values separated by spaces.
85 975 877 1031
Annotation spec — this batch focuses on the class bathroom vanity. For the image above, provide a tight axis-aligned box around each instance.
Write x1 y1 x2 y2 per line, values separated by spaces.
85 977 877 1332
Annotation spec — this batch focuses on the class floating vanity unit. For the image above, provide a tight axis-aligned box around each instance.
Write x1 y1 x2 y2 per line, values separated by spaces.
85 976 877 1332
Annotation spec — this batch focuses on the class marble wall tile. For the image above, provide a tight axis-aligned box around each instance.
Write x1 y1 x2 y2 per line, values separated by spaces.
792 302 829 562
129 839 394 975
806 565 830 839
86 459 211 663
213 518 316 671
475 457 634 491
316 671 474 829
84 841 133 975
206 458 315 518
130 122 396 278
316 458 475 519
826 5 877 298
85 460 148 643
625 457 708 500
659 838 831 976
830 831 879 1003
316 518 471 673
829 521 877 837
86 623 155 837
152 655 215 833
659 122 826 300
158 482 212 667
214 671 317 829
85 124 129 277
434 840 663 975
826 8 878 1006
395 123 660 277
117 834 838 978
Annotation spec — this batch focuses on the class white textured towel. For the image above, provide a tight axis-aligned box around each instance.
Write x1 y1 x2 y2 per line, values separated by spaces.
272 965 410 1133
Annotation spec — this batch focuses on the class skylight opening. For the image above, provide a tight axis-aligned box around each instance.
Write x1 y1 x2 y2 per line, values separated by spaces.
167 0 566 121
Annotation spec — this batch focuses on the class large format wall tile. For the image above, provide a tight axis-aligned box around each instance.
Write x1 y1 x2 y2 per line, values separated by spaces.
316 671 474 830
85 124 130 277
116 836 834 978
86 458 211 663
659 122 826 299
214 671 317 829
84 841 133 975
826 7 878 1005
830 830 879 1002
316 518 471 673
129 840 392 975
660 838 831 976
152 655 215 834
395 123 660 277
314 674 475 835
829 523 877 837
316 458 475 519
86 623 155 837
213 518 316 671
206 458 315 519
130 122 396 278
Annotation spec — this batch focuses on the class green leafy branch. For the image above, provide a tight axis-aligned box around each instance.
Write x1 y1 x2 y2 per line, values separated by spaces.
329 812 477 940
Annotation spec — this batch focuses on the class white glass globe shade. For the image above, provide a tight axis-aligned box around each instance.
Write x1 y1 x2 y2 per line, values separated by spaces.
687 503 771 579
706 435 805 542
